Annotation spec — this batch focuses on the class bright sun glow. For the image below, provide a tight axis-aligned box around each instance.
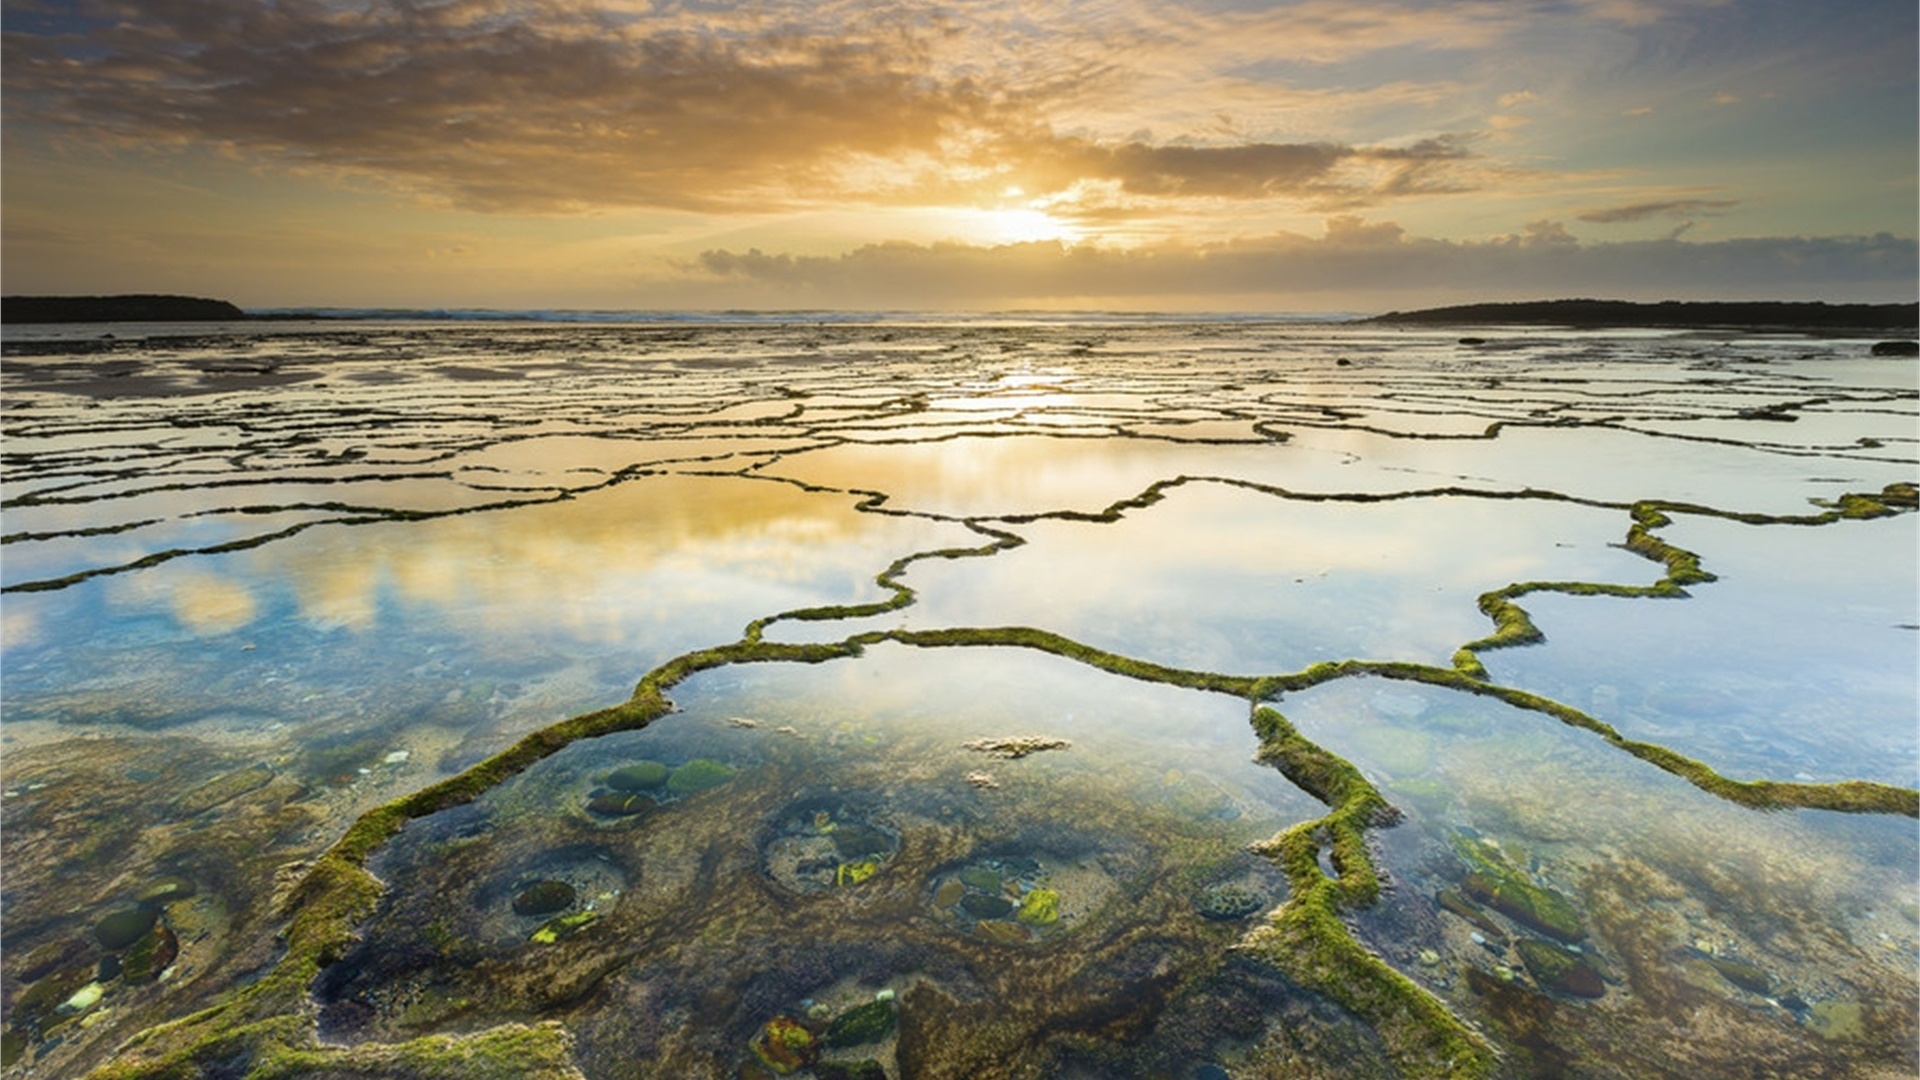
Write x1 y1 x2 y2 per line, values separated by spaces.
941 206 1084 245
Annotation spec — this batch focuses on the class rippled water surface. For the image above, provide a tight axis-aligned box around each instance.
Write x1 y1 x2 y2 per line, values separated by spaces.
2 319 1915 1079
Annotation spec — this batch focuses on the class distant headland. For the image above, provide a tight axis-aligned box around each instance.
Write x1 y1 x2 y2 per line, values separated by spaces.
1366 298 1918 331
2 294 245 323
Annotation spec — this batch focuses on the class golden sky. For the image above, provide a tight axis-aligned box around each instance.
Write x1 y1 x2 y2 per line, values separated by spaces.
3 0 1915 310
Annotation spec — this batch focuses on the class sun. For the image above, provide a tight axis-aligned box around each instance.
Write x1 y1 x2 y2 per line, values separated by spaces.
931 190 1085 245
966 206 1083 245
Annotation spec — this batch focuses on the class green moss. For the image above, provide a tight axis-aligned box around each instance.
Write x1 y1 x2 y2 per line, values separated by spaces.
1016 888 1061 926
528 910 599 945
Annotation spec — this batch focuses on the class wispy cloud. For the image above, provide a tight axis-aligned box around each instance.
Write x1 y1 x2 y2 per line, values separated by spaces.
1578 198 1738 223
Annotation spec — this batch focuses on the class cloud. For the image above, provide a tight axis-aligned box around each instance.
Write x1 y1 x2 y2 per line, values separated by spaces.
689 224 1917 307
1578 198 1738 223
1 0 1492 215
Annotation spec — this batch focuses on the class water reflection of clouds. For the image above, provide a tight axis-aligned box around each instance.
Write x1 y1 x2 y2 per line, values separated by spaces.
94 475 964 646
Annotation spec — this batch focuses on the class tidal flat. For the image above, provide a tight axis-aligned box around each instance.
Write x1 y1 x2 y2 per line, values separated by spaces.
1 318 1915 1079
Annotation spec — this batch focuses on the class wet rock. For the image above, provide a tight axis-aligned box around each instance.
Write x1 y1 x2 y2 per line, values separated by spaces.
1515 938 1605 999
751 1015 819 1074
1870 340 1919 356
824 999 897 1048
120 925 179 984
1016 888 1060 926
604 762 669 792
512 880 577 917
94 907 159 950
586 791 656 818
960 892 1014 920
933 881 965 909
668 759 738 795
1195 883 1262 921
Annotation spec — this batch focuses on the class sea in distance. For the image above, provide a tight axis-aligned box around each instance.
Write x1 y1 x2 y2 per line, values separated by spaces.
1 313 1915 1079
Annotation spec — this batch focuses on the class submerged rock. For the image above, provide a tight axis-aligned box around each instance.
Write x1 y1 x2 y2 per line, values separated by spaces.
933 880 965 908
1704 955 1770 995
136 877 197 907
1515 938 1605 999
94 907 159 950
667 758 738 795
824 999 897 1048
1435 889 1508 944
1195 883 1263 921
172 763 273 817
960 892 1014 920
751 1015 819 1074
512 880 577 917
586 791 655 818
13 964 95 1023
120 925 179 984
1463 871 1584 943
815 1062 888 1080
958 867 1002 892
16 939 89 983
604 761 669 792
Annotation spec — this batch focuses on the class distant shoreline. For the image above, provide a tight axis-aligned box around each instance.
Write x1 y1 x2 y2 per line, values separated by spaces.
1364 298 1918 332
3 293 1917 332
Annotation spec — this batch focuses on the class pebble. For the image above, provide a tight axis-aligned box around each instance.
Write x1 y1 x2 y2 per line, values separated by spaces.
1417 949 1441 967
382 751 410 765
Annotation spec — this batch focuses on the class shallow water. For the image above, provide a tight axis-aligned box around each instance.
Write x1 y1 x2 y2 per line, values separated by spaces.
2 320 1915 1079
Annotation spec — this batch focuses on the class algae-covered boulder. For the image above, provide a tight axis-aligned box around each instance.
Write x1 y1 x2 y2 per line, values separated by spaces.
94 907 158 950
824 998 897 1048
668 759 737 795
1195 883 1262 921
1515 938 1604 998
120 925 179 983
604 762 670 792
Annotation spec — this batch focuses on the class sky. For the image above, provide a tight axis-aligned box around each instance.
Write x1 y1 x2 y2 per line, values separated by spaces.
2 0 1915 312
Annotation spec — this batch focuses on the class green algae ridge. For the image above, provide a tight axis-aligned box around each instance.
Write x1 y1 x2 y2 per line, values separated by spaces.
1240 706 1497 1079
